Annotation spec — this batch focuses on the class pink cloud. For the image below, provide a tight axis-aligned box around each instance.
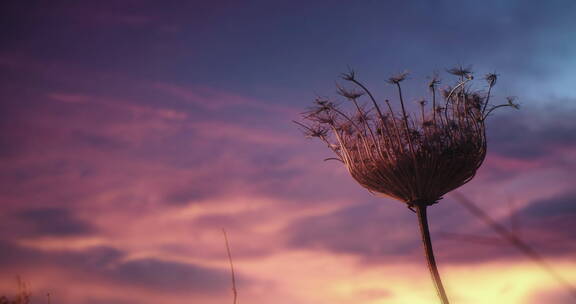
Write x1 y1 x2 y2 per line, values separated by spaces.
153 82 296 114
2 55 576 304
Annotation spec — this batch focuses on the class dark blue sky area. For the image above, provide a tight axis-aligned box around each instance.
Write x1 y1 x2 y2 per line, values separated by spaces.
3 1 576 103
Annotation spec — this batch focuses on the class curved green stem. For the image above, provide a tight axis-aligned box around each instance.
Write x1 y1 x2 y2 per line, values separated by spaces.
416 204 450 304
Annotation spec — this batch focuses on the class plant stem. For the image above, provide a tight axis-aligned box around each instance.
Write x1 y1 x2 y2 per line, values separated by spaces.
416 204 450 304
223 229 238 304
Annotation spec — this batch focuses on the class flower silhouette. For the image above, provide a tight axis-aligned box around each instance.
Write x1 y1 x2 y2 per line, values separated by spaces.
295 67 518 304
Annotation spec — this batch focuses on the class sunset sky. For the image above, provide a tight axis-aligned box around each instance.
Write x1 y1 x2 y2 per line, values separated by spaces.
1 1 576 303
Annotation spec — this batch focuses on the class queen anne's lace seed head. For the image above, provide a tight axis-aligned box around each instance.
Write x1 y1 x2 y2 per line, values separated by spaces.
296 67 519 207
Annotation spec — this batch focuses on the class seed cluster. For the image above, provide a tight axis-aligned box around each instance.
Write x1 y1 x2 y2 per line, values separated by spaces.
296 67 518 207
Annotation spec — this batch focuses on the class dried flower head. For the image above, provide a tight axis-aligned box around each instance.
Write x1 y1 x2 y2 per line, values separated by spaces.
506 96 520 109
387 71 409 84
296 67 518 207
447 65 473 78
485 72 498 87
428 74 441 90
296 66 519 304
340 69 356 81
336 84 365 100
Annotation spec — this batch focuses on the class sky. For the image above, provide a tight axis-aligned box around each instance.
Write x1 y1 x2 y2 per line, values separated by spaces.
1 1 576 303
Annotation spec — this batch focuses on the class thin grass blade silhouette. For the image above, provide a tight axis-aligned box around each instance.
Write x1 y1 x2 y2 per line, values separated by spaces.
507 195 523 240
222 229 238 304
452 192 576 299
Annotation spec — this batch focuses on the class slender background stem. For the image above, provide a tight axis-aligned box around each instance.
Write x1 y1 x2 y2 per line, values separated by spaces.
452 192 576 299
223 229 238 304
416 204 450 304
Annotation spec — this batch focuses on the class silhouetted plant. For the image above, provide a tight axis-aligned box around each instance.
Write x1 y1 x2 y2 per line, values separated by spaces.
0 277 31 304
295 66 518 304
222 229 238 304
